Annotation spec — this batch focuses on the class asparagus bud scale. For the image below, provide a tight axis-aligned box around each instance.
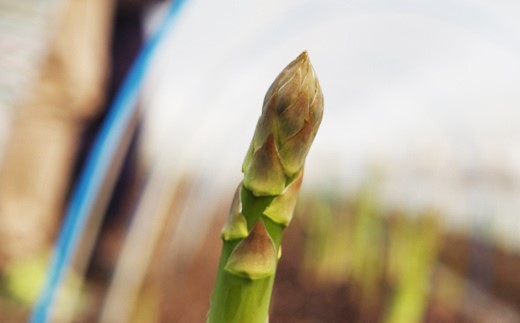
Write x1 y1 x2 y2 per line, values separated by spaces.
208 52 324 323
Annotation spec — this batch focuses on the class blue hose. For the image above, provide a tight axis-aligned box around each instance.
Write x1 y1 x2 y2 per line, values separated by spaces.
30 1 187 322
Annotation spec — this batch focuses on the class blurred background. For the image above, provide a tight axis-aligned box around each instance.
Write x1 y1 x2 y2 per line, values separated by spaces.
1 0 519 322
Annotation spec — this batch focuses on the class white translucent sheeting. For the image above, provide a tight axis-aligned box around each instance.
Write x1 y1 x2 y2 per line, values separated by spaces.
140 0 520 247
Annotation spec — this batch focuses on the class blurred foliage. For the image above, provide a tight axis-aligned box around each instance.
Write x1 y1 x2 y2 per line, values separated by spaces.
0 253 87 322
300 188 442 322
297 185 520 322
3 254 48 305
1 183 519 322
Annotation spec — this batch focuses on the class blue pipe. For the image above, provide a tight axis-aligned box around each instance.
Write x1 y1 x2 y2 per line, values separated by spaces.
30 1 187 322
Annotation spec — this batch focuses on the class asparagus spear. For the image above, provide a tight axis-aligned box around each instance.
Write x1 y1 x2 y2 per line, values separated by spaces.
207 51 324 323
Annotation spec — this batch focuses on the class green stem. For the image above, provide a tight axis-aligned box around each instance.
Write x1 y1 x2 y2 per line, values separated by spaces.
208 188 282 323
207 51 323 323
